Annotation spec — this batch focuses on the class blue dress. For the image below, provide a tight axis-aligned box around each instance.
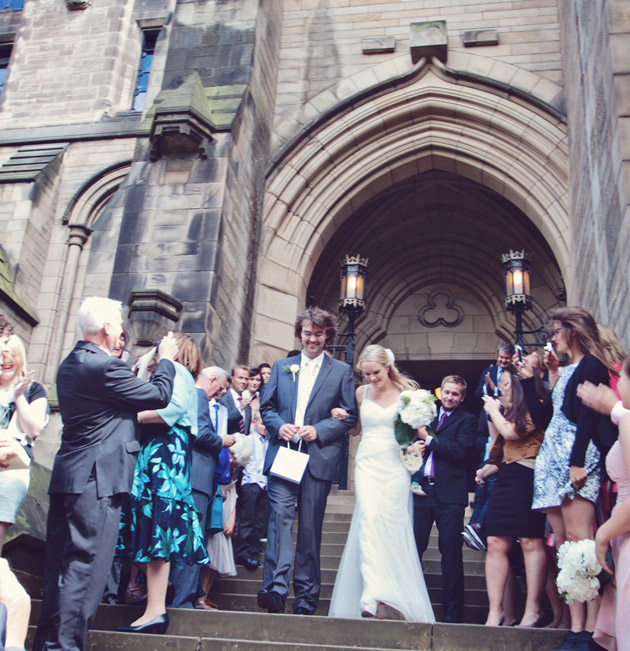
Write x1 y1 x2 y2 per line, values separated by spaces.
118 363 209 566
532 363 601 509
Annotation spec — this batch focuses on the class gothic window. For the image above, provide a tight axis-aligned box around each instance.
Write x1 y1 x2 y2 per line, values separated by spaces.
0 45 11 96
131 30 159 112
0 0 24 9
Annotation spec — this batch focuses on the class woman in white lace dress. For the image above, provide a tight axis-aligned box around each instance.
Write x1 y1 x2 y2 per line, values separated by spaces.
328 345 435 622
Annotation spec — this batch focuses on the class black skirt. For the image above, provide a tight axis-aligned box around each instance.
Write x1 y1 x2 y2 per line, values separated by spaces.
485 462 546 539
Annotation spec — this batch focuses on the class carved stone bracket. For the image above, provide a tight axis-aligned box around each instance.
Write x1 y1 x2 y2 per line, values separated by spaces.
127 289 183 346
418 291 464 328
147 73 215 161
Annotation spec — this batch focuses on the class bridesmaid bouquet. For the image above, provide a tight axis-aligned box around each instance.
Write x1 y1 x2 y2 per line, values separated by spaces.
394 389 438 446
555 539 602 604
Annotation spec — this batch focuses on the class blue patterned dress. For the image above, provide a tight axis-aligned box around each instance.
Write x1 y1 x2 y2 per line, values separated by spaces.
118 363 209 566
532 363 601 509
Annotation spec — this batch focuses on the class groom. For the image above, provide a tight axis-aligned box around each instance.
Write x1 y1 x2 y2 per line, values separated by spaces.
258 307 358 615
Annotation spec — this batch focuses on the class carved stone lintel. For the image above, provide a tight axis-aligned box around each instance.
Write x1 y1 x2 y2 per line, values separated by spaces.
127 289 183 346
66 0 92 10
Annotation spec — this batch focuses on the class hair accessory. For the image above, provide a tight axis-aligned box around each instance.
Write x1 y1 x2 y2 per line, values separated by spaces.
385 348 395 366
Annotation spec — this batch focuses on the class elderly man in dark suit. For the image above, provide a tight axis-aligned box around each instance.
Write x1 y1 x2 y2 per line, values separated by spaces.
33 296 178 651
170 365 234 609
257 307 358 616
412 374 477 623
220 364 252 436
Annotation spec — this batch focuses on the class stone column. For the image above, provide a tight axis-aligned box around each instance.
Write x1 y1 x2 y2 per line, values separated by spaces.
45 224 92 383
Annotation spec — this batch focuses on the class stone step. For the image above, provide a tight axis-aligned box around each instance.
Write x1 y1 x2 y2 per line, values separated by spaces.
28 603 568 651
217 572 488 596
316 541 482 559
317 551 486 571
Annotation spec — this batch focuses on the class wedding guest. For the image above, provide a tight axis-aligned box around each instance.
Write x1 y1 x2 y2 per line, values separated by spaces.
33 297 177 651
328 345 434 622
221 365 251 436
412 374 477 623
474 343 515 401
200 434 253 608
170 365 233 610
598 325 626 397
531 307 617 651
592 355 630 650
235 414 270 571
117 333 209 636
0 334 48 555
258 363 271 386
246 367 263 421
478 370 547 627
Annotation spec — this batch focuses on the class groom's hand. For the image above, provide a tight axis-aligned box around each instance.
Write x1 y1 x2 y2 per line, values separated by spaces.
279 423 299 441
298 425 318 442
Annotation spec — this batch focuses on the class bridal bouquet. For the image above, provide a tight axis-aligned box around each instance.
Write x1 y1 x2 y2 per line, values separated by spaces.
394 389 438 446
555 539 602 604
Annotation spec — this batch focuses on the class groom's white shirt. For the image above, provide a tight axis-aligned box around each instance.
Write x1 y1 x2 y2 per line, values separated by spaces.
292 351 325 440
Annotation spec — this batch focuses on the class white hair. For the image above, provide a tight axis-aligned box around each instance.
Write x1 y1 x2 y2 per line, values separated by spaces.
200 366 229 382
229 433 253 467
76 296 122 337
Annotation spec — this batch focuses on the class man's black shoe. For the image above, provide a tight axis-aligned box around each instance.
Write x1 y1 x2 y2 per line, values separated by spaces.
294 606 314 615
257 589 285 614
239 557 260 571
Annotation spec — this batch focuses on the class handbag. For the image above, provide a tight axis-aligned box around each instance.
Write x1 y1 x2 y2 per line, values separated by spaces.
270 440 309 484
206 487 224 535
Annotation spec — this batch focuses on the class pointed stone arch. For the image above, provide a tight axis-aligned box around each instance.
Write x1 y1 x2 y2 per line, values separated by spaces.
253 58 569 360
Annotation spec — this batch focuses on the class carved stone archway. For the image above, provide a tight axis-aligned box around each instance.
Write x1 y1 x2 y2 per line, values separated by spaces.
252 59 568 361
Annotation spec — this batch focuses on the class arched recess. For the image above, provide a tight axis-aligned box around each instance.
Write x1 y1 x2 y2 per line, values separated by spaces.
45 162 132 379
252 58 569 361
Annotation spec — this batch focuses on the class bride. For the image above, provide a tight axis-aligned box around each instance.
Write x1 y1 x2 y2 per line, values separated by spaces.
328 345 435 622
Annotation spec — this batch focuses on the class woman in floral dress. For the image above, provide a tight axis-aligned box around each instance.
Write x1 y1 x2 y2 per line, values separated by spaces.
532 307 615 650
118 333 208 635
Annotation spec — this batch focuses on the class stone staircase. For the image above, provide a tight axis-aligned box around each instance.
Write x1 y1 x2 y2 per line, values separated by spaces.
23 490 567 650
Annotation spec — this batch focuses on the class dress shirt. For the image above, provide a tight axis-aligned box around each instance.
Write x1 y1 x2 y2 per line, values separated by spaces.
424 407 452 478
293 351 325 428
494 366 503 397
241 431 269 489
209 398 228 436
230 387 245 414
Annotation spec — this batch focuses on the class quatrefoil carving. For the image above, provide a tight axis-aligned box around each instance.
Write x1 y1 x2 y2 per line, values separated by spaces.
418 291 464 328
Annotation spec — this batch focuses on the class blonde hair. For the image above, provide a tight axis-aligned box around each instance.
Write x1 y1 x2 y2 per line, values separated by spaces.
549 307 610 369
357 345 419 391
172 332 203 380
598 325 626 369
1 334 27 383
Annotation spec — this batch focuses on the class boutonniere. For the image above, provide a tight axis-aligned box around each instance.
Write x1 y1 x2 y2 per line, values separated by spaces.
282 364 300 382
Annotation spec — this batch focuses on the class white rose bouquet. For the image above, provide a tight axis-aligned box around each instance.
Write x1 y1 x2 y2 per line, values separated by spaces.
555 539 602 605
394 389 438 446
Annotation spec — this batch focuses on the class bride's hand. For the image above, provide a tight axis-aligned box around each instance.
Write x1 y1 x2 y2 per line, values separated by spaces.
331 408 348 420
415 426 428 440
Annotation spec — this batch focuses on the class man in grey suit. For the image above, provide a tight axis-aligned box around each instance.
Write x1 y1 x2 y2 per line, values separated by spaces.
258 307 358 615
33 297 178 651
170 366 234 608
220 364 252 436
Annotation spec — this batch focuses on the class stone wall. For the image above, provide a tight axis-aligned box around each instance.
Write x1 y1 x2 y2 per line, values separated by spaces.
558 0 630 344
274 0 563 133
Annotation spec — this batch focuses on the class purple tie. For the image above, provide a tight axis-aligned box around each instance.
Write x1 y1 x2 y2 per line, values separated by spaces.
437 411 448 430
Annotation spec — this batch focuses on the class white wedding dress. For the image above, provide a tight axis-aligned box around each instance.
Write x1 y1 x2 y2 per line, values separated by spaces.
328 392 435 622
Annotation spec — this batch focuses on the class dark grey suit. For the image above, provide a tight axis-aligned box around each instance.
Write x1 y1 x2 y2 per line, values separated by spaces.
260 353 357 613
33 341 175 651
220 389 251 436
171 388 224 607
